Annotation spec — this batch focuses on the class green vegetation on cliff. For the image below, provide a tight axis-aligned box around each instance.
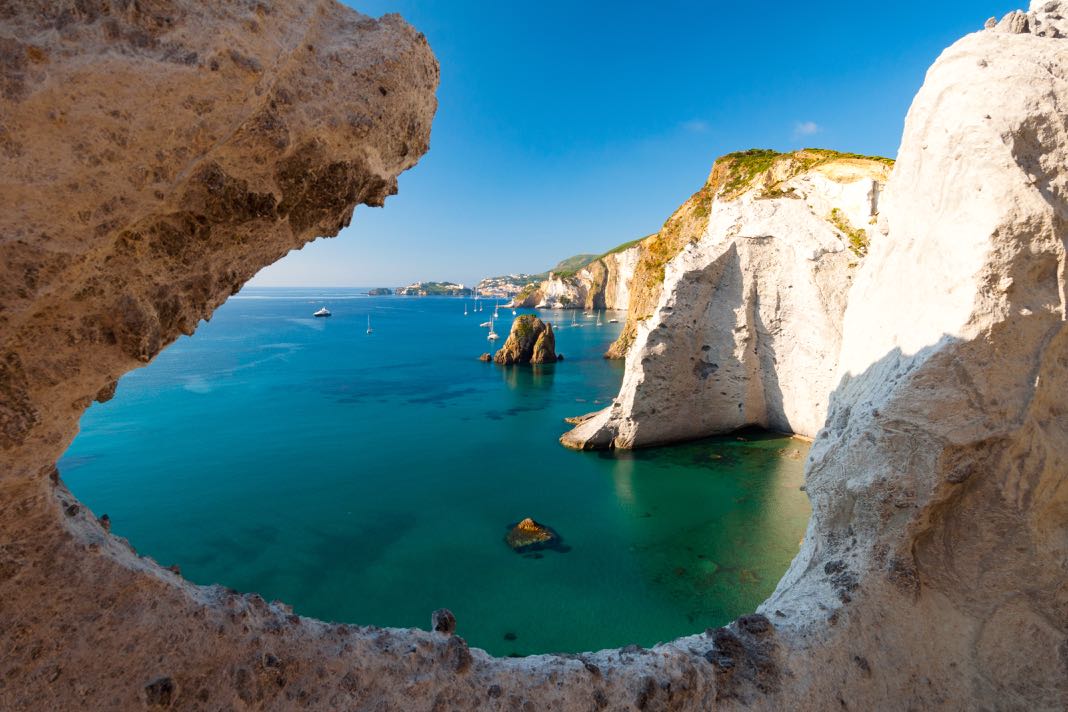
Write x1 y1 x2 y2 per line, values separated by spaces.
551 253 598 274
605 147 895 359
713 148 894 200
829 208 870 257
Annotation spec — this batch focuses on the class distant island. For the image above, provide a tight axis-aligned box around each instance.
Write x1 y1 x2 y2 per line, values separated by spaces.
397 281 472 296
367 287 393 296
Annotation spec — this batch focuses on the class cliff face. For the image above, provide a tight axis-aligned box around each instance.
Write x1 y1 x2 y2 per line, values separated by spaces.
766 9 1068 709
493 315 558 364
563 151 891 448
512 241 643 310
3 2 1067 710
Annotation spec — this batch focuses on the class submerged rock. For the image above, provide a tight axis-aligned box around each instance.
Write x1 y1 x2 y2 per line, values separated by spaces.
493 315 559 364
504 518 564 553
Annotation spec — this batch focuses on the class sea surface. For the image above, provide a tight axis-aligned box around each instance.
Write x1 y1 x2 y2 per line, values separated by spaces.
61 287 811 656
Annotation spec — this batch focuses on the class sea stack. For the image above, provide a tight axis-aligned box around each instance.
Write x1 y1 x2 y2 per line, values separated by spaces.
493 315 559 364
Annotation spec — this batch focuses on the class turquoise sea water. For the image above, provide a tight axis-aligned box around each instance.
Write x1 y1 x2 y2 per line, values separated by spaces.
61 287 811 656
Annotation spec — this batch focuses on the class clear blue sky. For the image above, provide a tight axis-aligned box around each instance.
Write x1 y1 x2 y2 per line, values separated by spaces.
250 0 1011 288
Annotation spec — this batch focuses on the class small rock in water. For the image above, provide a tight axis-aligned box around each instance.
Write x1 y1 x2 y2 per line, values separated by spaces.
505 517 566 554
478 353 492 362
431 608 456 635
503 631 517 641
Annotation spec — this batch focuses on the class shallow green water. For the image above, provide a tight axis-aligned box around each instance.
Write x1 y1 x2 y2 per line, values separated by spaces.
61 287 810 656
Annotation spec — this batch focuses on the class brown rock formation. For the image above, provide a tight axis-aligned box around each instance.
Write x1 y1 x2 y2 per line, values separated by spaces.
1 1 1066 710
493 315 558 364
504 517 561 553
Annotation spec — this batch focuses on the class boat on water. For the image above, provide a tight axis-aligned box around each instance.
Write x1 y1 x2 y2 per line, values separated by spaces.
464 302 468 316
366 315 373 334
512 309 517 315
479 320 492 328
313 307 331 318
608 318 619 323
487 318 498 341
596 313 603 327
493 302 499 318
571 311 581 328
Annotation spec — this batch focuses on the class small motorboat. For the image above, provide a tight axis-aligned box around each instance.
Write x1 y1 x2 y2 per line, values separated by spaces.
480 321 492 328
313 307 331 318
608 318 619 323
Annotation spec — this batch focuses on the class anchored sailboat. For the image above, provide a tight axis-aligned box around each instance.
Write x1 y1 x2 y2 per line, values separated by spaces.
366 314 373 334
487 317 498 341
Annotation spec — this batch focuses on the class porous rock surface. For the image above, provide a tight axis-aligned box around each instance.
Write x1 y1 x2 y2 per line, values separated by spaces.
2 2 1068 711
562 152 891 449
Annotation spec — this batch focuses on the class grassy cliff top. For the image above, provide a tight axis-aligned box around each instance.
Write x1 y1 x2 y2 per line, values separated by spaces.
549 237 651 279
711 148 894 200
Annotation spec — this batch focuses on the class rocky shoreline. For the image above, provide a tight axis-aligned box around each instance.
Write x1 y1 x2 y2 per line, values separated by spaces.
1 2 1065 710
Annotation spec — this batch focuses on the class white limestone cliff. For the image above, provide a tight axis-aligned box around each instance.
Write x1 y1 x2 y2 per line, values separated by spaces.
513 242 643 310
563 153 891 448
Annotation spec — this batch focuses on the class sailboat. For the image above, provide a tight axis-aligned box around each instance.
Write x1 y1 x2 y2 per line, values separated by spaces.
512 308 517 315
366 314 373 334
596 312 603 327
487 318 498 341
464 302 468 316
572 310 581 328
493 302 499 318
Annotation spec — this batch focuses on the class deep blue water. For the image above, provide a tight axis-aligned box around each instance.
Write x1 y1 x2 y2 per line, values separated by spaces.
61 287 810 656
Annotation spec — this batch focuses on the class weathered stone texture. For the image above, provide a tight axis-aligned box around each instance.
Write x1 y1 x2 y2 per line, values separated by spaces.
1 1 1066 710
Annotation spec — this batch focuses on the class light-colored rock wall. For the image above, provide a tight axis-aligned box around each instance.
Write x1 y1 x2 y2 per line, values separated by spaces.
563 157 890 448
764 8 1068 709
2 2 1067 710
516 242 643 310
